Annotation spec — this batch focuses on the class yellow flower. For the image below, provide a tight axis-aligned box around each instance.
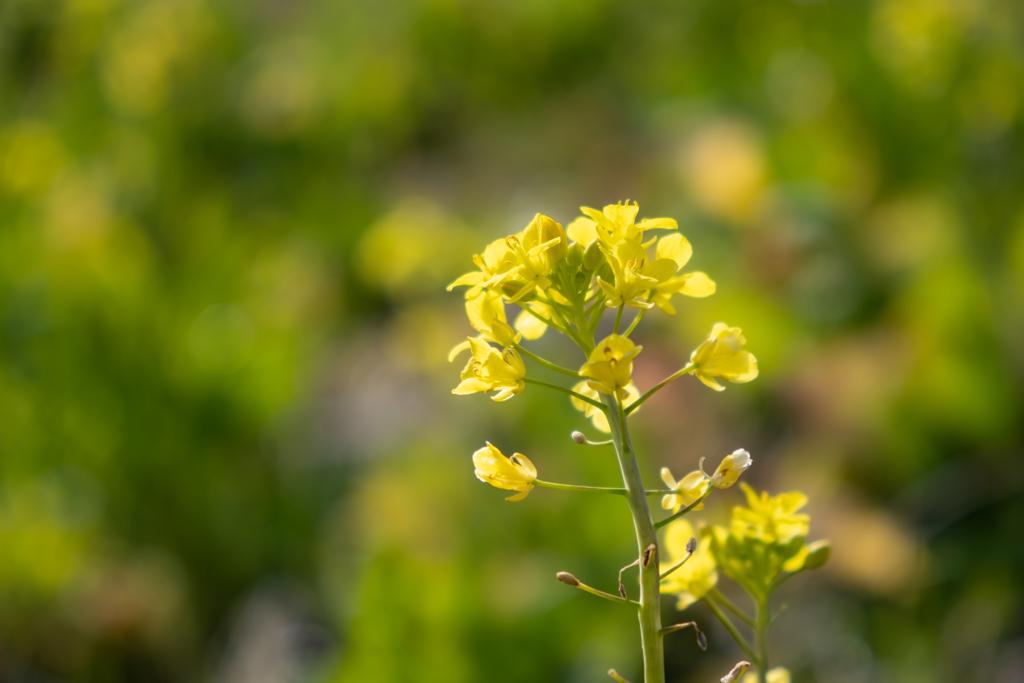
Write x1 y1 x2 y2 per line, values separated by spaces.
567 201 677 249
781 539 831 572
660 468 709 512
709 449 752 489
650 233 716 314
731 483 810 544
660 519 718 610
596 238 669 309
689 323 759 391
570 381 640 432
498 214 568 303
447 236 518 298
578 334 642 397
742 668 790 683
452 337 526 402
472 442 537 502
448 290 519 360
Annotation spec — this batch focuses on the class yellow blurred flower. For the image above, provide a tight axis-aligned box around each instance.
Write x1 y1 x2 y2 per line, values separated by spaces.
452 337 526 402
742 667 790 683
661 519 718 610
567 201 677 248
650 233 716 314
514 302 552 340
782 539 831 572
570 381 639 432
579 334 641 398
472 443 537 502
709 449 752 489
448 290 519 360
689 323 759 391
731 483 810 544
660 468 709 512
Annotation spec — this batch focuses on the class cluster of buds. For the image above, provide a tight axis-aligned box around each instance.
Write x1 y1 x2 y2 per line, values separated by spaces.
448 202 825 683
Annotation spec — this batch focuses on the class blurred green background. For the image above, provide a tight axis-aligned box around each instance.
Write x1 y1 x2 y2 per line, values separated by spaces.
1 0 1023 681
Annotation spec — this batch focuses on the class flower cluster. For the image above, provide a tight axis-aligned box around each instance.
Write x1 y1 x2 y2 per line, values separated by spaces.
448 202 758 403
448 201 820 683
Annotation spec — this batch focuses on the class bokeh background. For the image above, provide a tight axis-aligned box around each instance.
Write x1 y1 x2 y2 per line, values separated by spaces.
2 0 1023 681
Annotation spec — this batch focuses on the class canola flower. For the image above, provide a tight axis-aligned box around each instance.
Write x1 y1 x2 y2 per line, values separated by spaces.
472 442 537 502
690 323 759 391
452 337 526 401
446 201 825 683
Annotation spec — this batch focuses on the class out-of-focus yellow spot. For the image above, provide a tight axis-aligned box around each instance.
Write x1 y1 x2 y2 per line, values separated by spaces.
44 171 116 251
870 0 963 94
358 198 476 298
99 0 214 116
826 503 923 595
239 40 325 139
862 195 957 273
0 122 66 195
679 121 766 225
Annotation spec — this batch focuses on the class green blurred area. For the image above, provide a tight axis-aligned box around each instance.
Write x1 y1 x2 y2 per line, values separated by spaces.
1 0 1023 681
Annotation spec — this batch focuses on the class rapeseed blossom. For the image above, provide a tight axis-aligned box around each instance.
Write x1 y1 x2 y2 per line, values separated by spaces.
650 233 716 313
731 483 810 544
660 468 709 512
709 449 753 489
566 201 677 249
742 668 790 683
452 337 526 401
448 290 518 360
472 443 537 502
690 323 759 391
579 334 641 397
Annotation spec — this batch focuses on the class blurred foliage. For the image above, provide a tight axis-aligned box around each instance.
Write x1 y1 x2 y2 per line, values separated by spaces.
0 0 1022 681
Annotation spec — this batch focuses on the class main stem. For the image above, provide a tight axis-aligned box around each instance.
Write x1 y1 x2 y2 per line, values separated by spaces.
603 393 664 683
756 597 769 682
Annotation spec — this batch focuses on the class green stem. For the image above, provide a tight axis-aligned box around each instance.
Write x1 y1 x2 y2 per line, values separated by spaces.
516 303 571 337
622 293 655 337
523 377 605 410
514 343 580 378
626 364 695 416
703 596 757 664
757 597 769 683
709 588 756 628
534 481 678 496
604 394 664 683
653 486 713 530
538 293 591 352
613 304 624 334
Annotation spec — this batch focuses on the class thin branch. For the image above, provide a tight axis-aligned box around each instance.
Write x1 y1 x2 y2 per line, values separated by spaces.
704 595 758 665
710 588 756 628
622 293 655 337
534 480 627 495
617 559 640 599
613 304 624 334
654 486 714 530
659 550 693 581
556 572 639 607
514 343 580 378
626 363 695 415
523 377 606 410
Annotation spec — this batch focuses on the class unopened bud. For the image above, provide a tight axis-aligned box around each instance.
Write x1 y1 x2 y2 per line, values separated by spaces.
686 536 697 554
642 543 657 567
583 239 605 270
802 539 831 571
556 571 580 587
571 431 587 444
720 661 751 683
607 670 632 683
696 627 708 650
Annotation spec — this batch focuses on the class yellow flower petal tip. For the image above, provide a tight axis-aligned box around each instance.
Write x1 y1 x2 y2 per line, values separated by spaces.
472 442 537 502
660 468 709 512
709 449 752 489
690 323 758 391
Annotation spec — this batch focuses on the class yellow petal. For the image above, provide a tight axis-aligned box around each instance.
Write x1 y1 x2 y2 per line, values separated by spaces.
655 232 692 269
677 271 716 297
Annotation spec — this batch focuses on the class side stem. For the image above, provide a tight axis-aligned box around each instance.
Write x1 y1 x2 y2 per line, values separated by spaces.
757 597 769 683
603 393 664 683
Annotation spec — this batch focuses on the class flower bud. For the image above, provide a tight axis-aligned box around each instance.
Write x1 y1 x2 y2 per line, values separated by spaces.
802 539 831 570
583 239 605 270
686 536 697 554
556 572 580 586
709 449 752 489
571 431 587 444
720 661 751 683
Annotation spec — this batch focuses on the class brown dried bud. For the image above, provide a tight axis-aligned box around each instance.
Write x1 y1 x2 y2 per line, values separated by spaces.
695 625 708 650
571 431 587 444
686 536 697 554
556 572 580 587
642 543 657 567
